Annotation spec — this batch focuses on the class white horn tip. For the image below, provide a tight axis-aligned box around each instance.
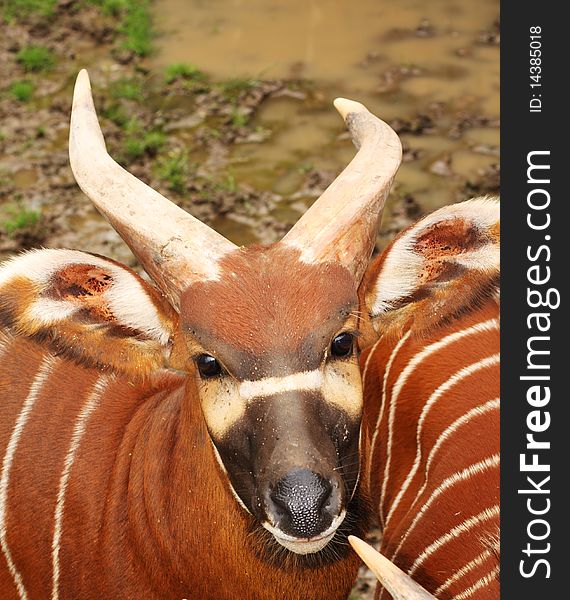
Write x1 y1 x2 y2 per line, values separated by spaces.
333 97 368 120
70 68 108 153
348 536 437 600
72 69 95 111
74 68 91 93
348 535 380 567
77 68 90 83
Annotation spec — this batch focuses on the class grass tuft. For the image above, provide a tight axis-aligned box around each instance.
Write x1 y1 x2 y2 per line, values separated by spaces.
123 129 166 160
164 63 207 84
8 80 34 102
99 0 127 16
102 103 130 128
16 44 55 71
3 206 41 236
88 0 152 56
120 0 152 56
230 107 249 128
219 78 258 98
109 77 143 102
2 0 56 21
156 150 188 193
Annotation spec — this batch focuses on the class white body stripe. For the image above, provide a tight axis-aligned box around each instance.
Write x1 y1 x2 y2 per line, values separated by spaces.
409 505 500 576
51 376 110 600
389 454 500 562
379 319 499 521
454 566 500 600
361 337 381 383
435 549 494 595
365 331 411 512
0 355 56 600
385 355 500 526
239 370 323 400
412 398 500 510
0 335 11 358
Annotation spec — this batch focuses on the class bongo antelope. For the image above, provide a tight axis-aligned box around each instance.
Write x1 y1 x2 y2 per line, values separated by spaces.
0 69 499 599
355 198 500 600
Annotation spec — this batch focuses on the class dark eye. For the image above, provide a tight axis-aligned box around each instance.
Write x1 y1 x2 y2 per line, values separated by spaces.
330 332 354 358
196 354 223 378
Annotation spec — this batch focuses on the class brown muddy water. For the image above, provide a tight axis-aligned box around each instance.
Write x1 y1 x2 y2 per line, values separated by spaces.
0 0 499 261
153 0 499 228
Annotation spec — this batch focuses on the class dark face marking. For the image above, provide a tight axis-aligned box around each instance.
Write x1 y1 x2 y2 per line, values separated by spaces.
216 390 361 530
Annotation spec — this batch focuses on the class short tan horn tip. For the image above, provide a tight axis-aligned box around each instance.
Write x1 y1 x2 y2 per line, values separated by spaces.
348 536 437 600
73 69 93 109
333 97 369 121
348 535 380 568
77 68 90 85
71 68 107 150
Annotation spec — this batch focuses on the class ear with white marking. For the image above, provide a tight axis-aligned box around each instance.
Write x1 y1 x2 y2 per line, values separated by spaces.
0 249 177 376
363 197 500 338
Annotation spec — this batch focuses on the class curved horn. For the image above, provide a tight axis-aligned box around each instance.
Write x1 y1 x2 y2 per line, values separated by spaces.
281 99 402 282
69 69 237 309
348 536 437 600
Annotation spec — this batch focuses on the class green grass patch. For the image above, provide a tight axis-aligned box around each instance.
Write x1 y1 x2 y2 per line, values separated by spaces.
230 107 249 128
141 130 166 154
156 150 188 194
16 44 55 71
216 172 237 193
102 103 130 128
297 162 313 174
123 129 166 160
122 138 146 160
219 78 258 98
98 0 127 16
120 0 152 56
109 77 143 102
164 63 207 84
2 0 56 21
88 0 152 56
3 205 41 236
8 80 34 102
106 117 167 162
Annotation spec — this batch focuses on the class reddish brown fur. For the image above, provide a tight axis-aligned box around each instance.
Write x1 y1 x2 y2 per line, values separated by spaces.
0 250 362 600
0 331 361 599
361 302 500 599
181 245 357 360
0 199 499 599
363 213 499 342
358 204 500 599
0 264 176 376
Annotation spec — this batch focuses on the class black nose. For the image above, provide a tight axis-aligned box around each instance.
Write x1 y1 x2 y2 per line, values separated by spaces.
266 469 339 538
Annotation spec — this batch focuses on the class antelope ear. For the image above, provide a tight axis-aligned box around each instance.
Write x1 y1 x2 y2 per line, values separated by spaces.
0 249 178 376
363 197 500 339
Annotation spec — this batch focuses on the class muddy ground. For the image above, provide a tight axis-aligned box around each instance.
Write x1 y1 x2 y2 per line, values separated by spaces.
0 2 499 598
0 2 499 263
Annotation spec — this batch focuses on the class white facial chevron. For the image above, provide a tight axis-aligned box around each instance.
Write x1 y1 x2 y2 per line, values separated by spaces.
238 370 323 400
